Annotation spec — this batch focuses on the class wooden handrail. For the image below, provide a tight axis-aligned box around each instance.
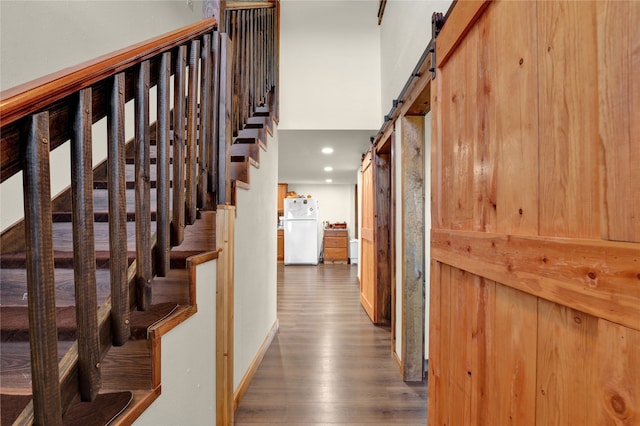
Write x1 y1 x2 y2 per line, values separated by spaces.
0 19 217 126
1 3 279 422
0 19 218 183
226 1 276 11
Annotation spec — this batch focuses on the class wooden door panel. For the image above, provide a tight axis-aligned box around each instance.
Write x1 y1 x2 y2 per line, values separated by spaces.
428 0 640 424
360 238 375 321
360 153 376 322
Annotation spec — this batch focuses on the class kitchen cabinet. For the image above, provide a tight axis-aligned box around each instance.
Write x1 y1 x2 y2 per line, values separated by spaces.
323 229 348 264
277 183 288 214
277 229 284 262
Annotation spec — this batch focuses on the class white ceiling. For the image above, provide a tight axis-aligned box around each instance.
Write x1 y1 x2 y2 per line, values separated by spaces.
277 129 376 185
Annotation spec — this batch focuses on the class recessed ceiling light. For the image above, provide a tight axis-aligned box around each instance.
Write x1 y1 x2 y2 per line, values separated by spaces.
324 166 333 172
322 147 334 154
325 179 333 183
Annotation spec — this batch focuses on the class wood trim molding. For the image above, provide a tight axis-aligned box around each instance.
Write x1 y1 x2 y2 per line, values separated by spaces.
431 228 640 331
233 319 280 411
0 19 218 127
400 115 426 382
226 1 276 11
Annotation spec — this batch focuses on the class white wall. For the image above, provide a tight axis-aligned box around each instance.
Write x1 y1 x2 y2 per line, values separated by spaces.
233 130 279 390
379 0 451 116
0 1 203 231
279 0 381 130
134 259 217 425
0 1 203 90
287 183 356 257
394 120 403 361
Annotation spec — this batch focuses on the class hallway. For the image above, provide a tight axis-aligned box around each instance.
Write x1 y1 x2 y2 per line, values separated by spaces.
235 264 428 425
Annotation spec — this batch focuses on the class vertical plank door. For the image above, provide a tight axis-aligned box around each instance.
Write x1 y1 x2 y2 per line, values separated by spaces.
360 150 377 322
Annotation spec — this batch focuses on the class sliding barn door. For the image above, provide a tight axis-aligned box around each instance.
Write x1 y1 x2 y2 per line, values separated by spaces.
428 1 640 424
360 149 391 324
360 151 376 321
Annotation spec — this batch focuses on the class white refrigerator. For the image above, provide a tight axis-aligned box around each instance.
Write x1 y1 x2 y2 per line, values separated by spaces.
284 198 319 265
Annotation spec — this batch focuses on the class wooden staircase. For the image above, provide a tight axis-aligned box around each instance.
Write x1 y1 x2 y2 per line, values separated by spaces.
0 3 278 424
0 124 215 425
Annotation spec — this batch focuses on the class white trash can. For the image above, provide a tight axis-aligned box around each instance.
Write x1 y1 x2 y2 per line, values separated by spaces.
349 239 358 264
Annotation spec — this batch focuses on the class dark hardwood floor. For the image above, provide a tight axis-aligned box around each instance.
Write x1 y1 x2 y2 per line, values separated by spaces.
235 264 428 425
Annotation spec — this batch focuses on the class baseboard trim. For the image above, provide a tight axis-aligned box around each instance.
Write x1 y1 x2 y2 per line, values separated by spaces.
233 318 280 412
392 347 402 376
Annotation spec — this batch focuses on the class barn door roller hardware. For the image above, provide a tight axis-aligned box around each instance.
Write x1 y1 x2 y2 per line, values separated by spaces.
430 12 445 78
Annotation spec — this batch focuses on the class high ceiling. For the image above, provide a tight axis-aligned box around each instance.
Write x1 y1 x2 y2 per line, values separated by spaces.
277 129 375 185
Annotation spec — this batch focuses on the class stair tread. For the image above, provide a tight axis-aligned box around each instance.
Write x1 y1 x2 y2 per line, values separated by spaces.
1 341 74 390
89 189 161 214
62 390 133 426
46 221 156 253
0 268 112 306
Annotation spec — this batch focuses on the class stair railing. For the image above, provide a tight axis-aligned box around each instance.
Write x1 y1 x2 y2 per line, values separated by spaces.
1 19 220 424
1 3 278 421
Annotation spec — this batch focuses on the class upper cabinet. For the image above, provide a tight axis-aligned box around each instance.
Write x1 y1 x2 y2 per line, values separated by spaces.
277 183 288 214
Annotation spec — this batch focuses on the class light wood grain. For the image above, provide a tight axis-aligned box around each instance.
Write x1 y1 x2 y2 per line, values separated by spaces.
596 319 640 424
359 151 376 322
429 1 640 424
436 0 491 68
489 284 536 425
536 300 598 425
597 0 640 243
472 7 497 233
538 1 600 239
431 229 640 331
493 0 538 235
427 260 442 426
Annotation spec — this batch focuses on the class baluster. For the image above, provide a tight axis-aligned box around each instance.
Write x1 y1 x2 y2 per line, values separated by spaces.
264 9 270 103
107 73 130 345
199 34 212 209
248 9 255 114
242 9 249 127
262 9 267 104
135 60 152 310
257 9 263 106
71 88 101 401
272 8 277 92
209 31 221 204
233 11 241 136
186 39 200 224
253 9 259 108
156 52 171 276
172 45 187 246
271 7 277 114
23 111 62 425
238 9 244 129
270 8 275 92
219 34 233 204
